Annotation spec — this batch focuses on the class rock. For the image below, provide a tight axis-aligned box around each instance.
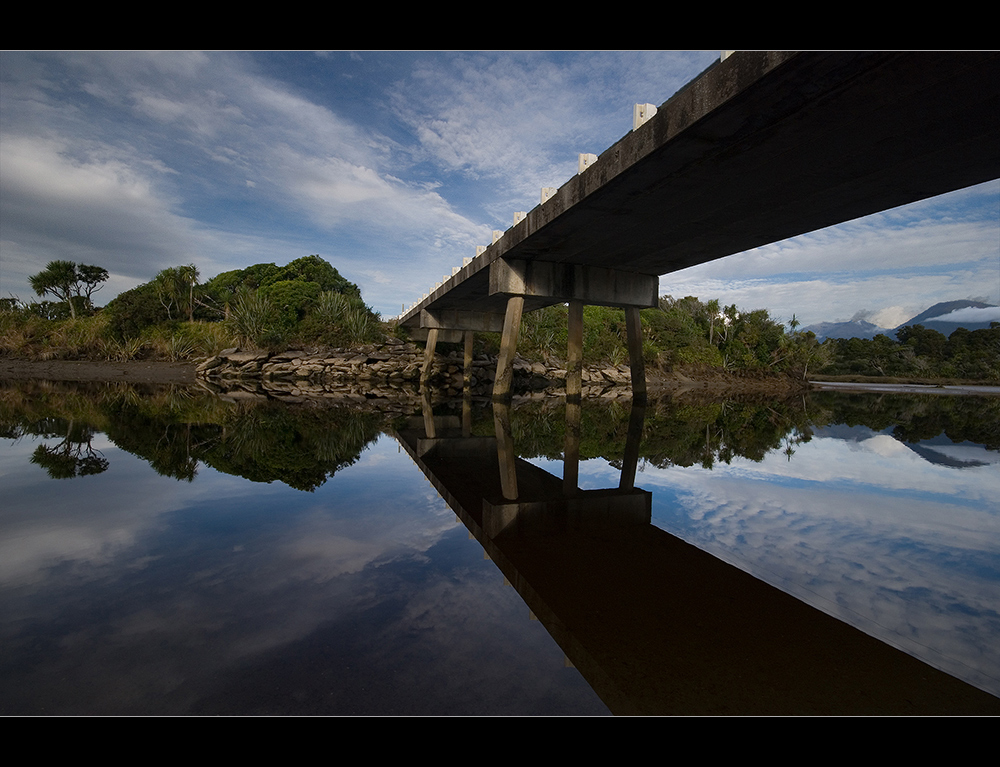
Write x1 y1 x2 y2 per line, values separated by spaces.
222 350 270 364
196 357 222 372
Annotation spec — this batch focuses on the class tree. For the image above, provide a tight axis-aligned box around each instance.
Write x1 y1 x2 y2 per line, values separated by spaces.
29 261 78 318
177 263 199 323
77 264 111 308
153 264 200 322
29 260 109 319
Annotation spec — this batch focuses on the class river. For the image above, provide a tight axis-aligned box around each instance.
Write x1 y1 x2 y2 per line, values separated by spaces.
1 379 998 715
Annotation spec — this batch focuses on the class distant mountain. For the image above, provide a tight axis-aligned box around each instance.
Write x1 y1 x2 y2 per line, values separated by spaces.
801 319 884 342
803 300 999 341
892 300 999 336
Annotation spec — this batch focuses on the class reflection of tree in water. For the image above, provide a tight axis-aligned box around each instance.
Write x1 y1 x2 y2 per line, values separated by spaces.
481 389 997 470
477 395 815 470
28 417 109 479
637 399 815 470
5 378 997 489
198 404 386 491
1 379 388 491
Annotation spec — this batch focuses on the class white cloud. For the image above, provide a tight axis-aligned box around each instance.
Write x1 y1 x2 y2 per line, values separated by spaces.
0 133 201 290
923 305 1000 323
389 52 719 217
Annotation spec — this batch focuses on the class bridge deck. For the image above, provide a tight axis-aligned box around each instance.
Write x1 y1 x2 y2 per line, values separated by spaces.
400 51 1000 327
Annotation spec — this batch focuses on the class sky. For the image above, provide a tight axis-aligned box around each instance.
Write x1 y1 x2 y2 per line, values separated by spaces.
2 50 998 329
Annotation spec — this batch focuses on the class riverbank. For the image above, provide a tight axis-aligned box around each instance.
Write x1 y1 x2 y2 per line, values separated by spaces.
1 350 811 405
192 341 814 400
811 380 1000 396
0 358 197 385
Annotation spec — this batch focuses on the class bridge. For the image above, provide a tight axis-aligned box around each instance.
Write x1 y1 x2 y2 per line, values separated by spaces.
397 51 1000 398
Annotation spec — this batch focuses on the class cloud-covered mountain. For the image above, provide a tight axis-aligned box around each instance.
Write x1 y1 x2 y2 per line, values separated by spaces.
800 319 885 341
893 300 1000 335
802 300 999 341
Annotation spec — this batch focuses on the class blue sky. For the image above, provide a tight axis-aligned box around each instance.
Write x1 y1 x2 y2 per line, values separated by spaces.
2 50 998 328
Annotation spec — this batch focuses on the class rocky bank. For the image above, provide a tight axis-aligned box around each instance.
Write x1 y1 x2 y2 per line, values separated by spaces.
195 337 811 403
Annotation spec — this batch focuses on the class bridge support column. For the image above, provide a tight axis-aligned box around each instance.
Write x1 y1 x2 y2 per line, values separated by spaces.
625 306 647 402
489 258 656 401
493 400 518 500
619 400 646 490
566 300 583 400
492 295 524 400
463 330 474 387
564 398 581 494
420 327 439 385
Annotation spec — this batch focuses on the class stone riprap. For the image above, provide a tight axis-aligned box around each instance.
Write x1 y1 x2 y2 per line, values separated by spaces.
195 337 637 403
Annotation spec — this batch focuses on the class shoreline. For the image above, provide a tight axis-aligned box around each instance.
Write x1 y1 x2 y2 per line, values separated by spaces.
810 380 1000 396
0 358 197 385
4 358 998 398
1 355 806 399
4 357 998 397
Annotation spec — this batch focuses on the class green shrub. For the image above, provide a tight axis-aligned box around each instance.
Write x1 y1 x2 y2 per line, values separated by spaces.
298 290 383 346
224 287 280 349
105 282 171 340
259 279 321 332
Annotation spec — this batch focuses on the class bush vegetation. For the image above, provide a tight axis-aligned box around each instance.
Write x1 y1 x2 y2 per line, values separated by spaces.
4 257 997 383
2 255 384 361
819 324 1000 380
489 296 831 379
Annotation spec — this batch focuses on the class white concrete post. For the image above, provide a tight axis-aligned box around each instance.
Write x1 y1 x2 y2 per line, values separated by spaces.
578 153 598 173
633 103 657 130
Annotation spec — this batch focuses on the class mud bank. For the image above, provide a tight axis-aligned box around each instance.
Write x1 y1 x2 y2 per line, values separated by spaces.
0 358 196 385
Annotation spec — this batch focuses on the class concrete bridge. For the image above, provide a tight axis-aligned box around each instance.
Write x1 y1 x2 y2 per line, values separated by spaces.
397 51 1000 398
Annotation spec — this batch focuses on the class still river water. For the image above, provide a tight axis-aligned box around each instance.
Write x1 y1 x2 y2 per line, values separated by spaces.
2 377 999 715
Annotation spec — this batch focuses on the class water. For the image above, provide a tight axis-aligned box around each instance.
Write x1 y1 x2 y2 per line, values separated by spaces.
1 380 998 715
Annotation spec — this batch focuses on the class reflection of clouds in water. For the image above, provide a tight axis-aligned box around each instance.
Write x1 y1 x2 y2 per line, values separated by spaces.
3 437 454 644
618 433 1000 696
0 443 249 586
165 437 463 653
1 434 598 714
863 433 911 458
719 430 999 504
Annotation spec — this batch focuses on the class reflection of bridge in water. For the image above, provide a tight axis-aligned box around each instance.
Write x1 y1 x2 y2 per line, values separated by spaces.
398 51 1000 400
393 398 1000 715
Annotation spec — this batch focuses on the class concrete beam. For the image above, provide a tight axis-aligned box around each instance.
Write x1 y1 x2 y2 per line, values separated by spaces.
420 309 506 333
408 327 466 344
489 259 658 308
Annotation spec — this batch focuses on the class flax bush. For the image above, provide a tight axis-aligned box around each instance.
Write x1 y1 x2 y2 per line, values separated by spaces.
298 290 384 346
224 287 281 349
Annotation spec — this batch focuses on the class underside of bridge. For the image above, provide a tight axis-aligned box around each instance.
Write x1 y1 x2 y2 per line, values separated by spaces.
399 51 1000 399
